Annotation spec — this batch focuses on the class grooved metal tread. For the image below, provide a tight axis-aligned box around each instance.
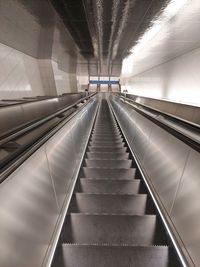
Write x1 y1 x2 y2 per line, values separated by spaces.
84 159 133 168
86 151 130 160
52 99 180 267
69 193 152 214
79 167 137 179
88 146 127 153
63 214 166 245
76 179 142 194
60 244 179 267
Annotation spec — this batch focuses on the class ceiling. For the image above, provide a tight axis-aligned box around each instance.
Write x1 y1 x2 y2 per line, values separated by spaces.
50 0 170 76
121 0 200 77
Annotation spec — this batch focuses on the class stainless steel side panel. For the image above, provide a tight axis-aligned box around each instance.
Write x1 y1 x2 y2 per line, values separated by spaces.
143 124 190 212
0 97 98 267
45 125 76 211
171 149 200 266
110 94 200 267
0 148 58 267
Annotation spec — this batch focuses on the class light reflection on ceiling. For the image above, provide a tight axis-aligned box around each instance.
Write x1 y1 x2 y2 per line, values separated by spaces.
50 0 170 76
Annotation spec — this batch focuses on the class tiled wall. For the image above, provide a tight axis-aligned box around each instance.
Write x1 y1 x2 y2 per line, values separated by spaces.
0 0 79 99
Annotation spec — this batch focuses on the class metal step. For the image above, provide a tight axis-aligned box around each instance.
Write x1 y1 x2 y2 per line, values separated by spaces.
89 144 125 149
63 214 166 245
86 152 130 160
89 140 124 146
51 99 180 267
60 245 179 267
84 159 132 168
69 193 152 214
92 129 120 133
76 179 142 194
88 146 127 153
94 126 119 130
91 133 122 137
90 136 123 141
79 167 136 179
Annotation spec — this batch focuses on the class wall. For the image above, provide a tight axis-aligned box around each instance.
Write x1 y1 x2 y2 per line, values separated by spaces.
121 0 200 107
122 48 200 107
0 43 51 99
0 0 79 99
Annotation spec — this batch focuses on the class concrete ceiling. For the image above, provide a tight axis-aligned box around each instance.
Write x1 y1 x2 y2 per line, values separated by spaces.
50 0 170 76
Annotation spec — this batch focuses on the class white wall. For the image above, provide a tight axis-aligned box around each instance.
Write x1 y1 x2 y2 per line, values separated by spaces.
122 47 200 107
52 60 77 94
0 0 79 99
0 43 55 99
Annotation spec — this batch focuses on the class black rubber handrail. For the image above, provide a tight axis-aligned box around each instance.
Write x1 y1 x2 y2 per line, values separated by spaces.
0 93 96 146
118 95 200 152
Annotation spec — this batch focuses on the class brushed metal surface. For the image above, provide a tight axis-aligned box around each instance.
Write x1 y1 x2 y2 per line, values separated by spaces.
45 99 97 211
0 148 58 267
171 150 200 267
64 214 165 245
69 193 149 214
0 97 98 267
45 126 76 211
21 99 58 122
80 167 136 179
61 245 179 267
76 179 142 194
84 159 132 169
110 94 200 266
143 124 190 212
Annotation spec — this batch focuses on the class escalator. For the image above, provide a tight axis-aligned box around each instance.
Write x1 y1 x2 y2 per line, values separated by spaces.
52 98 180 267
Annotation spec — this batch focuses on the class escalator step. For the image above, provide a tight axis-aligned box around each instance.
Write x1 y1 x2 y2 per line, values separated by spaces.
89 143 125 148
89 140 124 145
79 167 136 179
91 136 123 141
60 245 179 267
76 179 142 194
84 159 132 168
88 146 127 153
69 193 151 214
63 214 166 245
86 152 129 160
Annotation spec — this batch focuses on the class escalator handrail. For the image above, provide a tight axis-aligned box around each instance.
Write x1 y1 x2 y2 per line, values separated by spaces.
120 94 200 128
118 95 200 152
0 93 96 146
0 94 97 184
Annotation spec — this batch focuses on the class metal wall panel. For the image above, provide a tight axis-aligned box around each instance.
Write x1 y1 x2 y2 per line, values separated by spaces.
171 149 200 266
143 125 190 212
0 148 58 267
45 126 76 211
110 95 200 266
0 97 98 267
